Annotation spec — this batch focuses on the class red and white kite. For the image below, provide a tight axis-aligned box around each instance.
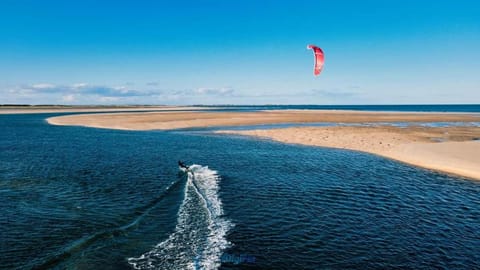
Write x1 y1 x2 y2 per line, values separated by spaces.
307 44 325 76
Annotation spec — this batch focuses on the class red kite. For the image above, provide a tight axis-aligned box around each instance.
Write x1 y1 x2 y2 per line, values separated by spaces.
307 44 325 76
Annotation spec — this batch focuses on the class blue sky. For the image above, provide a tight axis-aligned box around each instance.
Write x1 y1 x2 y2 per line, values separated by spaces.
1 0 479 105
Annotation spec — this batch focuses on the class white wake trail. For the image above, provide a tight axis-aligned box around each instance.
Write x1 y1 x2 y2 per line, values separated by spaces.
128 165 232 270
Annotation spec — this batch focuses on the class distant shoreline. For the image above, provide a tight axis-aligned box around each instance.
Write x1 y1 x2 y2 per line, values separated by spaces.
2 104 480 114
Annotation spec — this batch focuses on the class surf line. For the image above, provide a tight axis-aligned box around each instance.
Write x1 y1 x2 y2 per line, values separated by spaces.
128 164 233 270
31 179 184 270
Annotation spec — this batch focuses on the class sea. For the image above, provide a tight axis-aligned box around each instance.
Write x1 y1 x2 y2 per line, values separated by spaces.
1 105 480 269
199 104 480 113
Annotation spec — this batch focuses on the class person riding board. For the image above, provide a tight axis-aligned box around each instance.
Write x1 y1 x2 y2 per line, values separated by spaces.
178 161 193 177
178 160 189 170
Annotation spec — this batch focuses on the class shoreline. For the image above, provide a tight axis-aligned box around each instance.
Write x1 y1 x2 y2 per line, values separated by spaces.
45 110 480 180
218 126 480 181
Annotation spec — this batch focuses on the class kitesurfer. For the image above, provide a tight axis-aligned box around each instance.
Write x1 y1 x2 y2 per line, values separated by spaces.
178 160 189 170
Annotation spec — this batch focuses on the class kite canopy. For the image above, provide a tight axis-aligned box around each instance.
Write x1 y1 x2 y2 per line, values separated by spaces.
307 44 324 76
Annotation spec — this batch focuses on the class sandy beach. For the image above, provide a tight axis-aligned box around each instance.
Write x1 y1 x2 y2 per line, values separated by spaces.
46 110 480 180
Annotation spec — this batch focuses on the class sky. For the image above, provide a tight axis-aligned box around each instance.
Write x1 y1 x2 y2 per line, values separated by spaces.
0 0 479 105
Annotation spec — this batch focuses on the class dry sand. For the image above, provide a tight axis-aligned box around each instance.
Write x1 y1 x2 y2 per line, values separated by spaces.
46 110 480 180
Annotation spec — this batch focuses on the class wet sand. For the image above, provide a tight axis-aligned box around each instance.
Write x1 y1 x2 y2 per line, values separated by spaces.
46 110 480 180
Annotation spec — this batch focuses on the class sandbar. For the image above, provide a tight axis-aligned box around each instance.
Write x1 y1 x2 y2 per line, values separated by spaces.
46 110 480 180
47 110 480 130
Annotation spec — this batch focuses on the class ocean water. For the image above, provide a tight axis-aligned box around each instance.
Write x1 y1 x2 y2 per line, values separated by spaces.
1 113 480 269
198 104 480 113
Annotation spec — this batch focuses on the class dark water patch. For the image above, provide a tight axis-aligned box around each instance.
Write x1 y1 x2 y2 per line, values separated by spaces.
31 177 187 270
218 142 480 269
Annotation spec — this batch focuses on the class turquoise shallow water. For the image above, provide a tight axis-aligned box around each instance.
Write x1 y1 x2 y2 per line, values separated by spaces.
1 113 480 269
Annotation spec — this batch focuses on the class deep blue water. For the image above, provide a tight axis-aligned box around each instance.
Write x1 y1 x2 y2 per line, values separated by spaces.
1 114 480 269
197 104 480 113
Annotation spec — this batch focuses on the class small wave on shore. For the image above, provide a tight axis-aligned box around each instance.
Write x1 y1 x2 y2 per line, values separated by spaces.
128 164 232 270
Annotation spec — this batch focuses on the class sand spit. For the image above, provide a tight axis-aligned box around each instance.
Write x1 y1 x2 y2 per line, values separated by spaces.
47 110 480 130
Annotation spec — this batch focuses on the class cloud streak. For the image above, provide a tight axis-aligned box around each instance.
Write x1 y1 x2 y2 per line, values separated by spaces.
9 83 159 97
3 83 164 104
172 87 235 97
2 82 367 105
309 88 360 99
2 83 242 104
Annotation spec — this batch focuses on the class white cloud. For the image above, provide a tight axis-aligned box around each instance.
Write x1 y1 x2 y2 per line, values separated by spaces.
71 83 88 89
61 94 76 102
1 83 377 105
194 87 234 96
309 88 360 98
1 83 167 105
31 83 56 89
9 83 161 97
98 96 120 102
